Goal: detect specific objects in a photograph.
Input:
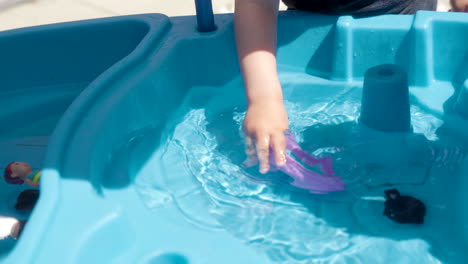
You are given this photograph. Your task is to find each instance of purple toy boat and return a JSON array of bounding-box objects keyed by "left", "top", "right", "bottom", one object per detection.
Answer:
[
  {"left": 243, "top": 132, "right": 345, "bottom": 193},
  {"left": 276, "top": 133, "right": 345, "bottom": 193}
]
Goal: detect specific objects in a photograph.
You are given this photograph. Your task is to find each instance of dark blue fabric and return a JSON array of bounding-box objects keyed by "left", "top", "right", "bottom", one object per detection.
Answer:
[{"left": 282, "top": 0, "right": 437, "bottom": 16}]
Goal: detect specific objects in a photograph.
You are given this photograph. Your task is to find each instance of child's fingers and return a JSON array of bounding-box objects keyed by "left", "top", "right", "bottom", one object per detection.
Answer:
[
  {"left": 271, "top": 132, "right": 287, "bottom": 166},
  {"left": 243, "top": 136, "right": 258, "bottom": 168},
  {"left": 255, "top": 133, "right": 270, "bottom": 174},
  {"left": 245, "top": 136, "right": 257, "bottom": 158}
]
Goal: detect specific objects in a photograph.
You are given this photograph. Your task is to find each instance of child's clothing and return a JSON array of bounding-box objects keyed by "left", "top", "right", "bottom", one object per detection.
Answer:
[{"left": 282, "top": 0, "right": 437, "bottom": 16}]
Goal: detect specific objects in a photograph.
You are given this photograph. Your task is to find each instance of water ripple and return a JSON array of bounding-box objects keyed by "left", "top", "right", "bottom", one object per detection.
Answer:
[{"left": 135, "top": 83, "right": 465, "bottom": 263}]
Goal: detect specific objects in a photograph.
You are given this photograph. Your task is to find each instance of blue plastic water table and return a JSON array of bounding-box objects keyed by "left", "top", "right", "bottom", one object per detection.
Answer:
[{"left": 0, "top": 3, "right": 467, "bottom": 264}]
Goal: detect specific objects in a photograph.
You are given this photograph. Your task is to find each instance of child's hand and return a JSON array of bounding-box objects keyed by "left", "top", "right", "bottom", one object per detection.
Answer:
[
  {"left": 243, "top": 99, "right": 288, "bottom": 173},
  {"left": 235, "top": 0, "right": 284, "bottom": 173},
  {"left": 450, "top": 0, "right": 468, "bottom": 12}
]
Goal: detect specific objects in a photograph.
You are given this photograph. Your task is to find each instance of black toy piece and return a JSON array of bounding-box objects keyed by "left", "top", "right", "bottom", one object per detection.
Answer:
[
  {"left": 383, "top": 188, "right": 426, "bottom": 224},
  {"left": 15, "top": 189, "right": 40, "bottom": 210}
]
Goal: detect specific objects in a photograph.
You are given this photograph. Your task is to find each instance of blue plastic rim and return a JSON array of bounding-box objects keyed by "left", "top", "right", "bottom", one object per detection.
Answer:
[{"left": 455, "top": 78, "right": 468, "bottom": 118}]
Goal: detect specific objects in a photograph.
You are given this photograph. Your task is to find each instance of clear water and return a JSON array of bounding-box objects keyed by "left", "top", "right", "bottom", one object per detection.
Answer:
[{"left": 134, "top": 76, "right": 467, "bottom": 264}]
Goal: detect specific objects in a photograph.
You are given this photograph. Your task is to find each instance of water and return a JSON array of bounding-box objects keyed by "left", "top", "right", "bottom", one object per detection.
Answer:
[
  {"left": 0, "top": 82, "right": 87, "bottom": 141},
  {"left": 134, "top": 77, "right": 467, "bottom": 263},
  {"left": 0, "top": 82, "right": 86, "bottom": 257}
]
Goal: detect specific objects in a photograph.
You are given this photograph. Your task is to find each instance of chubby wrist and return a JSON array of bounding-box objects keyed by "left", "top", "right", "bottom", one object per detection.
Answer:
[
  {"left": 247, "top": 94, "right": 284, "bottom": 107},
  {"left": 245, "top": 80, "right": 283, "bottom": 104}
]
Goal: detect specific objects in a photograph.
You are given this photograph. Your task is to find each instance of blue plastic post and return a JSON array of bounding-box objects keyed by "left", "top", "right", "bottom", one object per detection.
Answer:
[
  {"left": 195, "top": 0, "right": 216, "bottom": 32},
  {"left": 359, "top": 64, "right": 411, "bottom": 132}
]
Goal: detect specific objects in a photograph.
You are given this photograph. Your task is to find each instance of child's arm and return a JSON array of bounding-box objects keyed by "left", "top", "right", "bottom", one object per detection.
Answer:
[
  {"left": 450, "top": 0, "right": 468, "bottom": 12},
  {"left": 235, "top": 0, "right": 288, "bottom": 173}
]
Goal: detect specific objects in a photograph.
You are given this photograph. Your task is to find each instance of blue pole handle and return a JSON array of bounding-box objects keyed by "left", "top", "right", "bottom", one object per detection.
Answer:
[{"left": 195, "top": 0, "right": 216, "bottom": 32}]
